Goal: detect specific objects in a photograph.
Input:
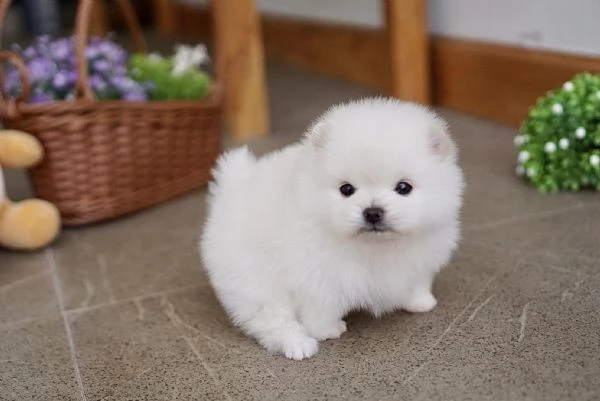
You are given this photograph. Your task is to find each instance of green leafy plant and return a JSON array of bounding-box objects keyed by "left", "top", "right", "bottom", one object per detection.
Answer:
[
  {"left": 515, "top": 73, "right": 600, "bottom": 192},
  {"left": 128, "top": 52, "right": 212, "bottom": 101}
]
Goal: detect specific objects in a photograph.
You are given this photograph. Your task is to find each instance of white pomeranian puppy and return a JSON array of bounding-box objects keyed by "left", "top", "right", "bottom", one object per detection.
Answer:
[{"left": 200, "top": 98, "right": 464, "bottom": 360}]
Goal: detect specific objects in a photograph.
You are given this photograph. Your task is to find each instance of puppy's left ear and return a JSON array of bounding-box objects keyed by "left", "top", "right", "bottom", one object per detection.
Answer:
[
  {"left": 428, "top": 117, "right": 457, "bottom": 161},
  {"left": 304, "top": 119, "right": 327, "bottom": 148},
  {"left": 304, "top": 119, "right": 328, "bottom": 148}
]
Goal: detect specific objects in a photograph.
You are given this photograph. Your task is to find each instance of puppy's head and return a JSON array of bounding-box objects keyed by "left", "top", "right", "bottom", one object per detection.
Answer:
[{"left": 300, "top": 98, "right": 464, "bottom": 240}]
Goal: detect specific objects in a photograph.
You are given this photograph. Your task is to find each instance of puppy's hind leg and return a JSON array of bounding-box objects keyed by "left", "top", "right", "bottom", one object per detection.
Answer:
[
  {"left": 241, "top": 302, "right": 319, "bottom": 360},
  {"left": 299, "top": 303, "right": 347, "bottom": 341}
]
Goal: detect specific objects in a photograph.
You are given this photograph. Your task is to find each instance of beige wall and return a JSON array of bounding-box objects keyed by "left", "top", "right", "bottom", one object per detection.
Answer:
[{"left": 178, "top": 0, "right": 600, "bottom": 56}]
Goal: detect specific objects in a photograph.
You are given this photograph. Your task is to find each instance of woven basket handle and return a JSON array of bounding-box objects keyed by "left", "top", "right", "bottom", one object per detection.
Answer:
[
  {"left": 0, "top": 50, "right": 31, "bottom": 118},
  {"left": 0, "top": 50, "right": 31, "bottom": 100},
  {"left": 75, "top": 0, "right": 148, "bottom": 100},
  {"left": 0, "top": 0, "right": 32, "bottom": 116}
]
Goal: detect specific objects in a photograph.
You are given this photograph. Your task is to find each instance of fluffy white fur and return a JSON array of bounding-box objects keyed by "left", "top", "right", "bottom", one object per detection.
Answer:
[{"left": 200, "top": 98, "right": 465, "bottom": 360}]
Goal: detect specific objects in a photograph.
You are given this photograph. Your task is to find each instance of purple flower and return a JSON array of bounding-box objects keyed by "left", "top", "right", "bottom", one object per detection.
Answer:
[
  {"left": 8, "top": 35, "right": 140, "bottom": 104},
  {"left": 50, "top": 39, "right": 72, "bottom": 61},
  {"left": 113, "top": 66, "right": 127, "bottom": 76},
  {"left": 118, "top": 49, "right": 127, "bottom": 62},
  {"left": 92, "top": 59, "right": 111, "bottom": 73},
  {"left": 90, "top": 75, "right": 108, "bottom": 92},
  {"left": 111, "top": 76, "right": 137, "bottom": 91},
  {"left": 111, "top": 75, "right": 148, "bottom": 101},
  {"left": 37, "top": 35, "right": 51, "bottom": 44},
  {"left": 34, "top": 35, "right": 52, "bottom": 57},
  {"left": 23, "top": 47, "right": 37, "bottom": 59},
  {"left": 98, "top": 41, "right": 115, "bottom": 54},
  {"left": 110, "top": 76, "right": 125, "bottom": 88},
  {"left": 123, "top": 90, "right": 147, "bottom": 101},
  {"left": 66, "top": 71, "right": 78, "bottom": 85},
  {"left": 4, "top": 68, "right": 22, "bottom": 92},
  {"left": 52, "top": 72, "right": 69, "bottom": 90},
  {"left": 3, "top": 80, "right": 21, "bottom": 96},
  {"left": 31, "top": 91, "right": 54, "bottom": 104},
  {"left": 85, "top": 46, "right": 100, "bottom": 59},
  {"left": 108, "top": 49, "right": 126, "bottom": 63},
  {"left": 94, "top": 39, "right": 126, "bottom": 61},
  {"left": 28, "top": 58, "right": 55, "bottom": 83}
]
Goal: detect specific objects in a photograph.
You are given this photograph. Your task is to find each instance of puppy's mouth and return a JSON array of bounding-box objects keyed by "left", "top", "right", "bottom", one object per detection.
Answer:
[{"left": 359, "top": 224, "right": 393, "bottom": 234}]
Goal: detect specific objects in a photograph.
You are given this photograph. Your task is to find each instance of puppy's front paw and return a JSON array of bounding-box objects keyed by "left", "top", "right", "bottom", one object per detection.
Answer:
[
  {"left": 306, "top": 320, "right": 347, "bottom": 341},
  {"left": 283, "top": 334, "right": 319, "bottom": 360},
  {"left": 404, "top": 292, "right": 437, "bottom": 313}
]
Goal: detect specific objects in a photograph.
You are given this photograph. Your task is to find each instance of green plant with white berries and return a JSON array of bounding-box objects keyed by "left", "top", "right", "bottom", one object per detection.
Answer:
[{"left": 515, "top": 73, "right": 600, "bottom": 192}]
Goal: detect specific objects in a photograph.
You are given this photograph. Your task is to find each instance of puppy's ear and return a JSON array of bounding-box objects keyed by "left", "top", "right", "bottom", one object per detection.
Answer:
[
  {"left": 428, "top": 118, "right": 456, "bottom": 161},
  {"left": 304, "top": 119, "right": 328, "bottom": 148}
]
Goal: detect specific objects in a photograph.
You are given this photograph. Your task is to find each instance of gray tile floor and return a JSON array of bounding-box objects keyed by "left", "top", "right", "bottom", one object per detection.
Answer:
[{"left": 1, "top": 62, "right": 599, "bottom": 401}]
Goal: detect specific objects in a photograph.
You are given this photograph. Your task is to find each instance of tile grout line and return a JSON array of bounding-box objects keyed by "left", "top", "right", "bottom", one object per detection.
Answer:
[
  {"left": 0, "top": 281, "right": 206, "bottom": 333},
  {"left": 65, "top": 283, "right": 206, "bottom": 316},
  {"left": 182, "top": 335, "right": 233, "bottom": 401},
  {"left": 402, "top": 273, "right": 500, "bottom": 386},
  {"left": 45, "top": 248, "right": 88, "bottom": 401},
  {"left": 0, "top": 270, "right": 51, "bottom": 295}
]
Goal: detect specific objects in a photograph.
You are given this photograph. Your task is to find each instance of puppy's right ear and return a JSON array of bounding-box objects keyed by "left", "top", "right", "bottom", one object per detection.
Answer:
[
  {"left": 428, "top": 117, "right": 457, "bottom": 161},
  {"left": 304, "top": 119, "right": 328, "bottom": 148}
]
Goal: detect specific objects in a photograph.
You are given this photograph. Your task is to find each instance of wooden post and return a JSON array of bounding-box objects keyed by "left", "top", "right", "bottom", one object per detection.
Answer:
[
  {"left": 89, "top": 0, "right": 109, "bottom": 37},
  {"left": 385, "top": 0, "right": 431, "bottom": 104},
  {"left": 152, "top": 0, "right": 176, "bottom": 36},
  {"left": 211, "top": 0, "right": 270, "bottom": 139}
]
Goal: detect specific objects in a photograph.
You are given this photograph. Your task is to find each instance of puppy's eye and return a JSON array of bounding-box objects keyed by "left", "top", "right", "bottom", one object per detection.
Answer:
[
  {"left": 395, "top": 181, "right": 413, "bottom": 196},
  {"left": 339, "top": 183, "right": 356, "bottom": 197}
]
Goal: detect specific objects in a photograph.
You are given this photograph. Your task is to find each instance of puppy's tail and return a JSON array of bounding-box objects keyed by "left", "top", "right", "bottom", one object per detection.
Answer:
[{"left": 209, "top": 146, "right": 256, "bottom": 196}]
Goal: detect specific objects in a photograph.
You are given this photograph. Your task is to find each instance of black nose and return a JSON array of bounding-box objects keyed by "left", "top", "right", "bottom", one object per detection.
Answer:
[{"left": 363, "top": 207, "right": 384, "bottom": 225}]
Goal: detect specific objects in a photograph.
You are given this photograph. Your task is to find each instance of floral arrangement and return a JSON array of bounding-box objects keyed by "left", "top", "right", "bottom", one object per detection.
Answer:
[
  {"left": 515, "top": 73, "right": 600, "bottom": 192},
  {"left": 129, "top": 45, "right": 211, "bottom": 101},
  {"left": 3, "top": 35, "right": 211, "bottom": 103}
]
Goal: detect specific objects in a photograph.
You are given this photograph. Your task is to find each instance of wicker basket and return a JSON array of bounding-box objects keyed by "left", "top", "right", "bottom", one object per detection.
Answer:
[{"left": 0, "top": 0, "right": 222, "bottom": 226}]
